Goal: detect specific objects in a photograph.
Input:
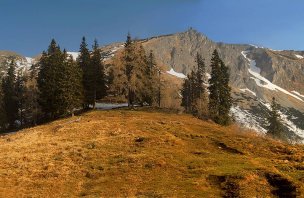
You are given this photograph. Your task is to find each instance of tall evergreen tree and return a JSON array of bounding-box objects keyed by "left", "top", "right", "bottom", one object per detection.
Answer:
[
  {"left": 131, "top": 44, "right": 148, "bottom": 105},
  {"left": 38, "top": 39, "right": 83, "bottom": 119},
  {"left": 0, "top": 81, "right": 7, "bottom": 131},
  {"left": 208, "top": 50, "right": 221, "bottom": 120},
  {"left": 16, "top": 70, "right": 27, "bottom": 127},
  {"left": 267, "top": 97, "right": 285, "bottom": 139},
  {"left": 146, "top": 50, "right": 161, "bottom": 106},
  {"left": 78, "top": 37, "right": 93, "bottom": 109},
  {"left": 38, "top": 39, "right": 64, "bottom": 119},
  {"left": 181, "top": 53, "right": 208, "bottom": 118},
  {"left": 60, "top": 50, "right": 83, "bottom": 116},
  {"left": 181, "top": 73, "right": 193, "bottom": 112},
  {"left": 124, "top": 33, "right": 136, "bottom": 106},
  {"left": 91, "top": 39, "right": 107, "bottom": 100},
  {"left": 23, "top": 71, "right": 40, "bottom": 126},
  {"left": 208, "top": 50, "right": 232, "bottom": 125},
  {"left": 217, "top": 60, "right": 232, "bottom": 125},
  {"left": 193, "top": 53, "right": 208, "bottom": 118},
  {"left": 2, "top": 60, "right": 18, "bottom": 129}
]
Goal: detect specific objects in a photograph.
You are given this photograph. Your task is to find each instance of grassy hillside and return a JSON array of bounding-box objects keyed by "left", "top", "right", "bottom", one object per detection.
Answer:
[{"left": 0, "top": 108, "right": 303, "bottom": 197}]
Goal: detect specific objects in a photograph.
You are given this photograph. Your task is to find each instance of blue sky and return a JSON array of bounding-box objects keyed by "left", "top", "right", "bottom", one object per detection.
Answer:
[{"left": 0, "top": 0, "right": 304, "bottom": 56}]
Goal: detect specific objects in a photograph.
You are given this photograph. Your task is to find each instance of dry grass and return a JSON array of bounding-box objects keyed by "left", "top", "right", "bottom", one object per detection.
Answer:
[{"left": 0, "top": 108, "right": 304, "bottom": 197}]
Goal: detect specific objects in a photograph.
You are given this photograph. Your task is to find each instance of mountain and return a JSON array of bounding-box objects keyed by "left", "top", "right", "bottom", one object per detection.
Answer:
[
  {"left": 1, "top": 29, "right": 303, "bottom": 141},
  {"left": 99, "top": 29, "right": 304, "bottom": 142},
  {"left": 1, "top": 109, "right": 303, "bottom": 197},
  {"left": 0, "top": 50, "right": 34, "bottom": 77}
]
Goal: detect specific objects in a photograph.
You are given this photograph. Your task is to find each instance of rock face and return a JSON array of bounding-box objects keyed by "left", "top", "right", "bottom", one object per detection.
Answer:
[
  {"left": 0, "top": 51, "right": 34, "bottom": 77},
  {"left": 140, "top": 29, "right": 304, "bottom": 141}
]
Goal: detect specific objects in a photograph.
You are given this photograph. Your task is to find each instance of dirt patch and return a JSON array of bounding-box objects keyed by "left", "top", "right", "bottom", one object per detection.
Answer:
[
  {"left": 265, "top": 173, "right": 298, "bottom": 198},
  {"left": 208, "top": 175, "right": 241, "bottom": 198}
]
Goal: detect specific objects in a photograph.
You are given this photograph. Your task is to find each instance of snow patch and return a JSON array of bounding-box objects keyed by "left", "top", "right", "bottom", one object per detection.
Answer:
[
  {"left": 241, "top": 51, "right": 303, "bottom": 102},
  {"left": 166, "top": 68, "right": 187, "bottom": 79},
  {"left": 67, "top": 52, "right": 79, "bottom": 61},
  {"left": 260, "top": 101, "right": 304, "bottom": 139},
  {"left": 269, "top": 49, "right": 283, "bottom": 52},
  {"left": 230, "top": 106, "right": 266, "bottom": 133},
  {"left": 291, "top": 91, "right": 304, "bottom": 98},
  {"left": 240, "top": 88, "right": 256, "bottom": 96},
  {"left": 25, "top": 57, "right": 33, "bottom": 64},
  {"left": 295, "top": 54, "right": 304, "bottom": 59}
]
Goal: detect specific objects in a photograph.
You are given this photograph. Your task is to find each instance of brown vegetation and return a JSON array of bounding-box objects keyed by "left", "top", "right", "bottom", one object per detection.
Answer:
[{"left": 0, "top": 108, "right": 303, "bottom": 197}]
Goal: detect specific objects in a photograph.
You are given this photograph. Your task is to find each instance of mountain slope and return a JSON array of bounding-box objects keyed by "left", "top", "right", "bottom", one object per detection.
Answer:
[
  {"left": 93, "top": 29, "right": 304, "bottom": 141},
  {"left": 0, "top": 109, "right": 303, "bottom": 197},
  {"left": 139, "top": 29, "right": 304, "bottom": 141},
  {"left": 0, "top": 51, "right": 34, "bottom": 77}
]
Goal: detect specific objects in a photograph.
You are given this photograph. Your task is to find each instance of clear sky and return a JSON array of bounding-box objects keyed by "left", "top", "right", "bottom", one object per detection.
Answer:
[{"left": 0, "top": 0, "right": 304, "bottom": 56}]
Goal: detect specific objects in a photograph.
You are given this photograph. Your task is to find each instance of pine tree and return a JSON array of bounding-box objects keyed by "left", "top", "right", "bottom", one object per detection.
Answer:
[
  {"left": 16, "top": 70, "right": 27, "bottom": 127},
  {"left": 91, "top": 39, "right": 107, "bottom": 100},
  {"left": 218, "top": 60, "right": 232, "bottom": 125},
  {"left": 208, "top": 50, "right": 221, "bottom": 120},
  {"left": 181, "top": 53, "right": 208, "bottom": 118},
  {"left": 124, "top": 33, "right": 136, "bottom": 107},
  {"left": 193, "top": 53, "right": 208, "bottom": 118},
  {"left": 267, "top": 97, "right": 285, "bottom": 139},
  {"left": 38, "top": 39, "right": 82, "bottom": 119},
  {"left": 60, "top": 50, "right": 83, "bottom": 116},
  {"left": 2, "top": 60, "right": 18, "bottom": 129},
  {"left": 131, "top": 43, "right": 148, "bottom": 105},
  {"left": 208, "top": 50, "right": 232, "bottom": 125},
  {"left": 181, "top": 75, "right": 192, "bottom": 112},
  {"left": 23, "top": 72, "right": 40, "bottom": 126},
  {"left": 38, "top": 39, "right": 64, "bottom": 119},
  {"left": 146, "top": 50, "right": 161, "bottom": 106},
  {"left": 78, "top": 37, "right": 93, "bottom": 109},
  {"left": 0, "top": 81, "right": 7, "bottom": 131}
]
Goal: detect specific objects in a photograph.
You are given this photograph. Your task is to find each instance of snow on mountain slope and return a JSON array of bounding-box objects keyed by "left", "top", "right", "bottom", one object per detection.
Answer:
[
  {"left": 67, "top": 52, "right": 79, "bottom": 61},
  {"left": 240, "top": 88, "right": 256, "bottom": 96},
  {"left": 295, "top": 54, "right": 304, "bottom": 59},
  {"left": 166, "top": 68, "right": 187, "bottom": 78},
  {"left": 241, "top": 51, "right": 303, "bottom": 102},
  {"left": 292, "top": 91, "right": 304, "bottom": 98},
  {"left": 260, "top": 101, "right": 304, "bottom": 140},
  {"left": 230, "top": 106, "right": 266, "bottom": 133}
]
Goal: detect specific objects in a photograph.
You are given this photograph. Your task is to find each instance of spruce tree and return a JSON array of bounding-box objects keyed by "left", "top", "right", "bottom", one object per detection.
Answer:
[
  {"left": 217, "top": 60, "right": 232, "bottom": 125},
  {"left": 208, "top": 50, "right": 232, "bottom": 125},
  {"left": 132, "top": 44, "right": 148, "bottom": 105},
  {"left": 91, "top": 39, "right": 107, "bottom": 100},
  {"left": 181, "top": 75, "right": 192, "bottom": 112},
  {"left": 38, "top": 39, "right": 64, "bottom": 119},
  {"left": 2, "top": 60, "right": 18, "bottom": 129},
  {"left": 208, "top": 50, "right": 221, "bottom": 120},
  {"left": 16, "top": 70, "right": 26, "bottom": 127},
  {"left": 267, "top": 97, "right": 285, "bottom": 139},
  {"left": 60, "top": 50, "right": 83, "bottom": 116},
  {"left": 38, "top": 39, "right": 82, "bottom": 119},
  {"left": 146, "top": 50, "right": 161, "bottom": 106},
  {"left": 78, "top": 37, "right": 93, "bottom": 109},
  {"left": 124, "top": 33, "right": 136, "bottom": 107},
  {"left": 23, "top": 72, "right": 40, "bottom": 126},
  {"left": 181, "top": 53, "right": 208, "bottom": 118},
  {"left": 193, "top": 53, "right": 208, "bottom": 118},
  {"left": 0, "top": 81, "right": 7, "bottom": 131}
]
